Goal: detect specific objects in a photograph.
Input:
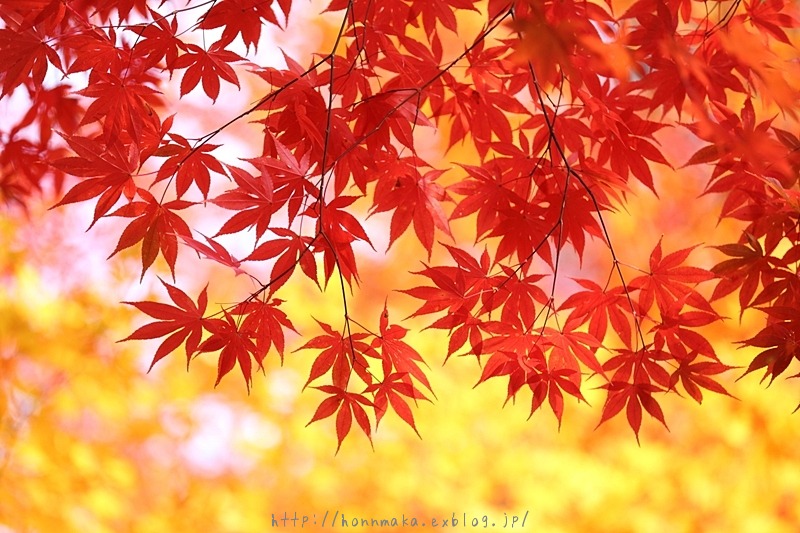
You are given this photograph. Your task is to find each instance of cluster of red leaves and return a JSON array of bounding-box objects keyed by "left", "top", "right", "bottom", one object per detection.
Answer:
[
  {"left": 300, "top": 303, "right": 431, "bottom": 452},
  {"left": 122, "top": 279, "right": 296, "bottom": 392},
  {"left": 692, "top": 103, "right": 800, "bottom": 397},
  {"left": 1, "top": 0, "right": 798, "bottom": 447}
]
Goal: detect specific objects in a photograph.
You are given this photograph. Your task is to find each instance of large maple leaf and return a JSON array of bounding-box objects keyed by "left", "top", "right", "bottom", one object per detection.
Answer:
[
  {"left": 0, "top": 24, "right": 62, "bottom": 96},
  {"left": 628, "top": 238, "right": 715, "bottom": 315},
  {"left": 107, "top": 188, "right": 193, "bottom": 279},
  {"left": 198, "top": 0, "right": 288, "bottom": 50},
  {"left": 371, "top": 161, "right": 452, "bottom": 256},
  {"left": 51, "top": 135, "right": 139, "bottom": 226},
  {"left": 197, "top": 310, "right": 261, "bottom": 391},
  {"left": 154, "top": 134, "right": 226, "bottom": 200},
  {"left": 172, "top": 42, "right": 243, "bottom": 102},
  {"left": 121, "top": 279, "right": 209, "bottom": 370}
]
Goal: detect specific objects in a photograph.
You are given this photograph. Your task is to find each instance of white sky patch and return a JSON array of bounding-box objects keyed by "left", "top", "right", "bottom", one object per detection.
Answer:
[
  {"left": 180, "top": 396, "right": 282, "bottom": 477},
  {"left": 264, "top": 367, "right": 302, "bottom": 414}
]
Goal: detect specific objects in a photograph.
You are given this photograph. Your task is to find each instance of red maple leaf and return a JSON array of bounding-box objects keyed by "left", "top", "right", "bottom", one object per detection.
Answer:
[
  {"left": 75, "top": 72, "right": 162, "bottom": 142},
  {"left": 739, "top": 307, "right": 800, "bottom": 385},
  {"left": 365, "top": 372, "right": 428, "bottom": 436},
  {"left": 51, "top": 134, "right": 139, "bottom": 226},
  {"left": 651, "top": 298, "right": 720, "bottom": 360},
  {"left": 245, "top": 228, "right": 318, "bottom": 294},
  {"left": 669, "top": 355, "right": 735, "bottom": 403},
  {"left": 372, "top": 303, "right": 432, "bottom": 392},
  {"left": 107, "top": 187, "right": 193, "bottom": 279},
  {"left": 247, "top": 133, "right": 313, "bottom": 223},
  {"left": 235, "top": 298, "right": 297, "bottom": 363},
  {"left": 0, "top": 23, "right": 63, "bottom": 96},
  {"left": 310, "top": 195, "right": 374, "bottom": 287},
  {"left": 179, "top": 233, "right": 246, "bottom": 276},
  {"left": 628, "top": 238, "right": 715, "bottom": 315},
  {"left": 198, "top": 0, "right": 288, "bottom": 50},
  {"left": 306, "top": 385, "right": 373, "bottom": 453},
  {"left": 127, "top": 8, "right": 183, "bottom": 70},
  {"left": 711, "top": 232, "right": 786, "bottom": 311},
  {"left": 172, "top": 41, "right": 243, "bottom": 102},
  {"left": 120, "top": 279, "right": 209, "bottom": 370},
  {"left": 154, "top": 134, "right": 226, "bottom": 200},
  {"left": 210, "top": 164, "right": 276, "bottom": 240},
  {"left": 597, "top": 381, "right": 668, "bottom": 441},
  {"left": 371, "top": 162, "right": 452, "bottom": 256},
  {"left": 561, "top": 279, "right": 632, "bottom": 347},
  {"left": 297, "top": 320, "right": 375, "bottom": 389},
  {"left": 197, "top": 310, "right": 261, "bottom": 391}
]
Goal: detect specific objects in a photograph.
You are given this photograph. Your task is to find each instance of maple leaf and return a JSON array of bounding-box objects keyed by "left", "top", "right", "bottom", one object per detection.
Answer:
[
  {"left": 628, "top": 238, "right": 715, "bottom": 315},
  {"left": 120, "top": 279, "right": 209, "bottom": 370},
  {"left": 306, "top": 385, "right": 374, "bottom": 453},
  {"left": 651, "top": 298, "right": 720, "bottom": 361},
  {"left": 688, "top": 99, "right": 789, "bottom": 184},
  {"left": 403, "top": 246, "right": 535, "bottom": 361},
  {"left": 12, "top": 84, "right": 81, "bottom": 146},
  {"left": 669, "top": 355, "right": 735, "bottom": 403},
  {"left": 51, "top": 135, "right": 139, "bottom": 226},
  {"left": 739, "top": 308, "right": 800, "bottom": 386},
  {"left": 0, "top": 24, "right": 63, "bottom": 96},
  {"left": 75, "top": 72, "right": 162, "bottom": 142},
  {"left": 198, "top": 0, "right": 287, "bottom": 50},
  {"left": 235, "top": 298, "right": 298, "bottom": 363},
  {"left": 154, "top": 134, "right": 226, "bottom": 200},
  {"left": 561, "top": 279, "right": 632, "bottom": 347},
  {"left": 372, "top": 303, "right": 432, "bottom": 392},
  {"left": 538, "top": 174, "right": 605, "bottom": 259},
  {"left": 245, "top": 228, "right": 318, "bottom": 294},
  {"left": 179, "top": 233, "right": 246, "bottom": 276},
  {"left": 297, "top": 320, "right": 375, "bottom": 389},
  {"left": 449, "top": 161, "right": 527, "bottom": 242},
  {"left": 310, "top": 195, "right": 374, "bottom": 287},
  {"left": 127, "top": 9, "right": 184, "bottom": 71},
  {"left": 402, "top": 262, "right": 474, "bottom": 319},
  {"left": 604, "top": 348, "right": 673, "bottom": 390},
  {"left": 352, "top": 91, "right": 434, "bottom": 152},
  {"left": 491, "top": 265, "right": 549, "bottom": 328},
  {"left": 172, "top": 42, "right": 243, "bottom": 102},
  {"left": 197, "top": 310, "right": 260, "bottom": 391},
  {"left": 474, "top": 344, "right": 544, "bottom": 399},
  {"left": 210, "top": 164, "right": 275, "bottom": 240},
  {"left": 371, "top": 163, "right": 452, "bottom": 256},
  {"left": 745, "top": 0, "right": 799, "bottom": 45},
  {"left": 247, "top": 133, "right": 314, "bottom": 224},
  {"left": 597, "top": 381, "right": 668, "bottom": 441},
  {"left": 509, "top": 3, "right": 577, "bottom": 87},
  {"left": 107, "top": 188, "right": 193, "bottom": 279},
  {"left": 364, "top": 372, "right": 429, "bottom": 436},
  {"left": 543, "top": 326, "right": 606, "bottom": 380},
  {"left": 711, "top": 232, "right": 785, "bottom": 311},
  {"left": 538, "top": 356, "right": 587, "bottom": 427}
]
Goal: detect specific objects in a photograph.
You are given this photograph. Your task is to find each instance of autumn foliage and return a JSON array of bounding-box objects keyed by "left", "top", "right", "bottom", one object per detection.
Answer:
[{"left": 1, "top": 0, "right": 799, "bottom": 449}]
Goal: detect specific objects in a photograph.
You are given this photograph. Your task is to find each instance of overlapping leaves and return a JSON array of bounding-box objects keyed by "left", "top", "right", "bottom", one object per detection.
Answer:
[{"left": 3, "top": 0, "right": 798, "bottom": 448}]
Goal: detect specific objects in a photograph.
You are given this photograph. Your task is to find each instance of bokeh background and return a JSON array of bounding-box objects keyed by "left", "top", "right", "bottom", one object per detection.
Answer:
[{"left": 2, "top": 1, "right": 799, "bottom": 532}]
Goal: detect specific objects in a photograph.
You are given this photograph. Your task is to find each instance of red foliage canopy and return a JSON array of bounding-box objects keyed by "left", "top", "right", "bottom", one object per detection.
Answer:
[{"left": 1, "top": 0, "right": 798, "bottom": 448}]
